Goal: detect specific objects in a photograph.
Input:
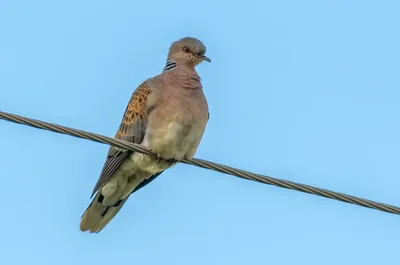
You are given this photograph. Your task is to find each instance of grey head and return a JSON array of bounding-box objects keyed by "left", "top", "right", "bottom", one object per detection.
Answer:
[{"left": 167, "top": 37, "right": 211, "bottom": 67}]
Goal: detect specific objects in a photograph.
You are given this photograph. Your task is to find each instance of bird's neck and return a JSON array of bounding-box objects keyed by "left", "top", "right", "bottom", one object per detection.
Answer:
[
  {"left": 163, "top": 59, "right": 195, "bottom": 72},
  {"left": 163, "top": 60, "right": 177, "bottom": 71},
  {"left": 162, "top": 59, "right": 202, "bottom": 89}
]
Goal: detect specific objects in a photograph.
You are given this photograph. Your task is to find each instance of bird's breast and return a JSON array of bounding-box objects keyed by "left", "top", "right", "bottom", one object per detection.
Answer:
[{"left": 143, "top": 90, "right": 208, "bottom": 162}]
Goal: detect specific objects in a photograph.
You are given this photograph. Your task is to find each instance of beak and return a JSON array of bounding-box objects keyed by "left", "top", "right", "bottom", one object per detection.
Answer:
[{"left": 199, "top": 55, "right": 211, "bottom": 63}]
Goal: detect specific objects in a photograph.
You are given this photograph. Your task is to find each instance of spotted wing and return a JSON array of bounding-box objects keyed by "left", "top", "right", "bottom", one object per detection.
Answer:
[{"left": 90, "top": 82, "right": 154, "bottom": 197}]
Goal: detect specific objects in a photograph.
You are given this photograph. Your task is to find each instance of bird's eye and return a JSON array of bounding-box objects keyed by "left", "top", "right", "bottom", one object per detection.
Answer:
[{"left": 182, "top": 46, "right": 190, "bottom": 53}]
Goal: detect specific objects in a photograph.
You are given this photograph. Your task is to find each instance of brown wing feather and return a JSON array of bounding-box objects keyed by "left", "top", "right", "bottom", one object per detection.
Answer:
[{"left": 90, "top": 82, "right": 154, "bottom": 197}]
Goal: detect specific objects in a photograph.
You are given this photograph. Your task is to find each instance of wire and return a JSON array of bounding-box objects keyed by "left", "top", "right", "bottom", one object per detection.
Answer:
[{"left": 1, "top": 110, "right": 399, "bottom": 215}]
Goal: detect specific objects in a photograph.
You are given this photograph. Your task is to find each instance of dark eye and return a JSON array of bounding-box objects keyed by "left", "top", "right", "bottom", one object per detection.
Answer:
[{"left": 182, "top": 46, "right": 190, "bottom": 53}]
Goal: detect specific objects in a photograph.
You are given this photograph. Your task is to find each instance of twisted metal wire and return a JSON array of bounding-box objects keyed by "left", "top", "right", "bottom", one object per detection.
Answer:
[{"left": 1, "top": 110, "right": 399, "bottom": 215}]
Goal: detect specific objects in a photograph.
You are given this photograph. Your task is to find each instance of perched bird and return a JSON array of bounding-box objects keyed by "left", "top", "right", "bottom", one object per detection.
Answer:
[{"left": 80, "top": 37, "right": 211, "bottom": 233}]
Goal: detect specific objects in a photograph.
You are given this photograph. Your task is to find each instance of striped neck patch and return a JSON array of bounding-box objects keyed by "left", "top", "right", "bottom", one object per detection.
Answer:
[{"left": 163, "top": 60, "right": 177, "bottom": 71}]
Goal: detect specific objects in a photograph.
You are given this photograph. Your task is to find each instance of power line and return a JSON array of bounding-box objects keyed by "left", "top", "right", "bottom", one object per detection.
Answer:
[{"left": 1, "top": 110, "right": 399, "bottom": 215}]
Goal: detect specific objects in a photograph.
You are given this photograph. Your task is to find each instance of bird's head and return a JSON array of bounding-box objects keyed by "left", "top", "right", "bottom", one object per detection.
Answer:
[{"left": 167, "top": 37, "right": 211, "bottom": 67}]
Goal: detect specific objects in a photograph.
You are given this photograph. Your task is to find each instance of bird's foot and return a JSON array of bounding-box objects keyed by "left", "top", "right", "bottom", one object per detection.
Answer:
[
  {"left": 165, "top": 158, "right": 178, "bottom": 166},
  {"left": 155, "top": 154, "right": 163, "bottom": 164},
  {"left": 155, "top": 154, "right": 177, "bottom": 166}
]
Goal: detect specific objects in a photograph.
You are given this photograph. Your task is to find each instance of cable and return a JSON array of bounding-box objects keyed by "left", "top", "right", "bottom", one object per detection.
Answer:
[{"left": 1, "top": 110, "right": 399, "bottom": 215}]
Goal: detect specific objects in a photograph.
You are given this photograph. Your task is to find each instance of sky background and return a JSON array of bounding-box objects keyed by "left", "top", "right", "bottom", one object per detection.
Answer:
[{"left": 1, "top": 0, "right": 400, "bottom": 264}]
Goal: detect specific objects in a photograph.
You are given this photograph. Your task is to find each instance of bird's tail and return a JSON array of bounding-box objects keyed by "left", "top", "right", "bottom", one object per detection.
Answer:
[{"left": 80, "top": 192, "right": 129, "bottom": 233}]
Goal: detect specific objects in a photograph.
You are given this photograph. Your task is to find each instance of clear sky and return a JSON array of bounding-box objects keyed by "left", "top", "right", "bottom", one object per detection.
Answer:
[{"left": 1, "top": 0, "right": 399, "bottom": 264}]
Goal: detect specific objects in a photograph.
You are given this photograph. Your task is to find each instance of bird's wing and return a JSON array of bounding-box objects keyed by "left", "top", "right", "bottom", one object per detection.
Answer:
[{"left": 90, "top": 81, "right": 156, "bottom": 197}]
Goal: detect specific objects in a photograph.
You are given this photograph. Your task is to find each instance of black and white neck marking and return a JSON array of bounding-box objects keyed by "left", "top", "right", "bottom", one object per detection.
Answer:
[{"left": 163, "top": 60, "right": 177, "bottom": 71}]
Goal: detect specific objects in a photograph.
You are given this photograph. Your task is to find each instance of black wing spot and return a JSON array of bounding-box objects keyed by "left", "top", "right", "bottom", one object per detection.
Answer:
[
  {"left": 101, "top": 206, "right": 110, "bottom": 217},
  {"left": 113, "top": 200, "right": 123, "bottom": 207},
  {"left": 98, "top": 193, "right": 104, "bottom": 203},
  {"left": 100, "top": 199, "right": 123, "bottom": 218}
]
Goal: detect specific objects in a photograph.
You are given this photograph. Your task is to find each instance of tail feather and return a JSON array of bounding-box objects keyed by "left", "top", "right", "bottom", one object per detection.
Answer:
[
  {"left": 80, "top": 192, "right": 129, "bottom": 233},
  {"left": 80, "top": 172, "right": 164, "bottom": 233}
]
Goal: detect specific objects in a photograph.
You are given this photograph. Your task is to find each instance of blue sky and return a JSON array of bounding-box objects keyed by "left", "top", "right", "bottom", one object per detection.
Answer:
[{"left": 1, "top": 0, "right": 400, "bottom": 264}]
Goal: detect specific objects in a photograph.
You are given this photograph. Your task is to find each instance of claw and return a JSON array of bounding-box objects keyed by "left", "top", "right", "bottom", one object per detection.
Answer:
[
  {"left": 155, "top": 155, "right": 177, "bottom": 166},
  {"left": 166, "top": 158, "right": 177, "bottom": 166},
  {"left": 155, "top": 154, "right": 162, "bottom": 164}
]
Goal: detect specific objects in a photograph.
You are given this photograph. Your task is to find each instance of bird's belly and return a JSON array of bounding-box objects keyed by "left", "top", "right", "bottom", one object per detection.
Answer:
[
  {"left": 127, "top": 120, "right": 200, "bottom": 173},
  {"left": 149, "top": 120, "right": 201, "bottom": 159}
]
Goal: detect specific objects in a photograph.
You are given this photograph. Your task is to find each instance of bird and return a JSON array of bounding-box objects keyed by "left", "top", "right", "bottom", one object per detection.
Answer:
[{"left": 80, "top": 37, "right": 211, "bottom": 233}]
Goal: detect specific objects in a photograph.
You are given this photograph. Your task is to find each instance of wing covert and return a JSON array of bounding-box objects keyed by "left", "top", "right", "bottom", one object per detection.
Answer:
[{"left": 90, "top": 82, "right": 154, "bottom": 197}]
